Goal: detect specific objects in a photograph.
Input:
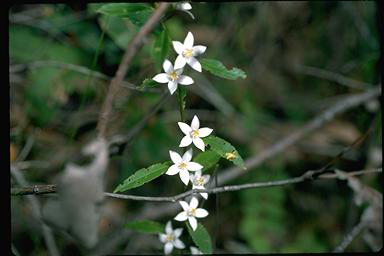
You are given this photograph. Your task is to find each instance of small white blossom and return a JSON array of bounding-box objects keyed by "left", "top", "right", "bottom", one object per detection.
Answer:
[
  {"left": 166, "top": 148, "right": 203, "bottom": 185},
  {"left": 190, "top": 170, "right": 210, "bottom": 199},
  {"left": 159, "top": 221, "right": 185, "bottom": 255},
  {"left": 152, "top": 59, "right": 194, "bottom": 95},
  {"left": 190, "top": 246, "right": 203, "bottom": 255},
  {"left": 178, "top": 115, "right": 213, "bottom": 152},
  {"left": 175, "top": 2, "right": 195, "bottom": 19},
  {"left": 174, "top": 196, "right": 208, "bottom": 231},
  {"left": 172, "top": 32, "right": 206, "bottom": 72}
]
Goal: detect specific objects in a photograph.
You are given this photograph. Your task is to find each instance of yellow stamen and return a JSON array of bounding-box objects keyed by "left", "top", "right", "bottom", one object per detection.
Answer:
[
  {"left": 182, "top": 48, "right": 193, "bottom": 58},
  {"left": 166, "top": 234, "right": 174, "bottom": 242},
  {"left": 191, "top": 129, "right": 199, "bottom": 138},
  {"left": 169, "top": 71, "right": 178, "bottom": 81},
  {"left": 188, "top": 208, "right": 196, "bottom": 216},
  {"left": 178, "top": 162, "right": 187, "bottom": 170},
  {"left": 225, "top": 151, "right": 237, "bottom": 160},
  {"left": 196, "top": 177, "right": 205, "bottom": 186}
]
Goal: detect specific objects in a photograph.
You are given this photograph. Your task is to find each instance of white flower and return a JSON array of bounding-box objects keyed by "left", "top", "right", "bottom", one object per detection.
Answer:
[
  {"left": 174, "top": 197, "right": 209, "bottom": 231},
  {"left": 152, "top": 59, "right": 194, "bottom": 95},
  {"left": 159, "top": 221, "right": 185, "bottom": 255},
  {"left": 190, "top": 170, "right": 210, "bottom": 199},
  {"left": 166, "top": 148, "right": 203, "bottom": 185},
  {"left": 175, "top": 2, "right": 195, "bottom": 20},
  {"left": 190, "top": 246, "right": 203, "bottom": 255},
  {"left": 172, "top": 32, "right": 206, "bottom": 72},
  {"left": 178, "top": 115, "right": 213, "bottom": 152}
]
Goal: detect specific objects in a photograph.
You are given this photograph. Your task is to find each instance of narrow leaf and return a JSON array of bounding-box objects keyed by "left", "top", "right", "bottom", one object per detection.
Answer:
[
  {"left": 139, "top": 78, "right": 160, "bottom": 90},
  {"left": 187, "top": 222, "right": 213, "bottom": 254},
  {"left": 151, "top": 27, "right": 171, "bottom": 72},
  {"left": 201, "top": 58, "right": 246, "bottom": 80},
  {"left": 124, "top": 220, "right": 164, "bottom": 234},
  {"left": 114, "top": 162, "right": 171, "bottom": 193},
  {"left": 193, "top": 150, "right": 221, "bottom": 172},
  {"left": 177, "top": 86, "right": 187, "bottom": 117},
  {"left": 203, "top": 135, "right": 246, "bottom": 169}
]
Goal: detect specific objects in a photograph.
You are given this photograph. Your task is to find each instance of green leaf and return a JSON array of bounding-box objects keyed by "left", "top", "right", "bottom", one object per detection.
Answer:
[
  {"left": 151, "top": 27, "right": 171, "bottom": 72},
  {"left": 97, "top": 3, "right": 153, "bottom": 27},
  {"left": 201, "top": 58, "right": 247, "bottom": 80},
  {"left": 114, "top": 162, "right": 171, "bottom": 193},
  {"left": 139, "top": 78, "right": 160, "bottom": 90},
  {"left": 186, "top": 223, "right": 213, "bottom": 254},
  {"left": 124, "top": 220, "right": 164, "bottom": 234},
  {"left": 203, "top": 135, "right": 246, "bottom": 169},
  {"left": 193, "top": 150, "right": 221, "bottom": 172}
]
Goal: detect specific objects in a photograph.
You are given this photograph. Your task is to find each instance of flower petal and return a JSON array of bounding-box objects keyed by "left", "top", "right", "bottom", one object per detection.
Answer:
[
  {"left": 172, "top": 41, "right": 184, "bottom": 55},
  {"left": 164, "top": 242, "right": 173, "bottom": 255},
  {"left": 174, "top": 238, "right": 185, "bottom": 249},
  {"left": 179, "top": 136, "right": 193, "bottom": 147},
  {"left": 153, "top": 73, "right": 169, "bottom": 83},
  {"left": 159, "top": 233, "right": 167, "bottom": 243},
  {"left": 191, "top": 115, "right": 200, "bottom": 130},
  {"left": 174, "top": 54, "right": 187, "bottom": 70},
  {"left": 192, "top": 45, "right": 206, "bottom": 56},
  {"left": 184, "top": 31, "right": 194, "bottom": 48},
  {"left": 178, "top": 122, "right": 192, "bottom": 135},
  {"left": 180, "top": 2, "right": 192, "bottom": 10},
  {"left": 203, "top": 175, "right": 210, "bottom": 183},
  {"left": 200, "top": 192, "right": 208, "bottom": 200},
  {"left": 195, "top": 170, "right": 202, "bottom": 177},
  {"left": 190, "top": 196, "right": 199, "bottom": 209},
  {"left": 179, "top": 201, "right": 189, "bottom": 211},
  {"left": 174, "top": 228, "right": 183, "bottom": 238},
  {"left": 178, "top": 75, "right": 194, "bottom": 85},
  {"left": 188, "top": 217, "right": 198, "bottom": 231},
  {"left": 166, "top": 165, "right": 179, "bottom": 175},
  {"left": 175, "top": 68, "right": 184, "bottom": 75},
  {"left": 165, "top": 221, "right": 172, "bottom": 234},
  {"left": 195, "top": 208, "right": 209, "bottom": 218},
  {"left": 174, "top": 211, "right": 188, "bottom": 221},
  {"left": 187, "top": 57, "right": 202, "bottom": 72},
  {"left": 193, "top": 137, "right": 205, "bottom": 151},
  {"left": 187, "top": 161, "right": 203, "bottom": 171},
  {"left": 169, "top": 150, "right": 182, "bottom": 164},
  {"left": 163, "top": 59, "right": 173, "bottom": 73},
  {"left": 168, "top": 81, "right": 178, "bottom": 95},
  {"left": 198, "top": 127, "right": 213, "bottom": 138},
  {"left": 182, "top": 148, "right": 193, "bottom": 162},
  {"left": 179, "top": 169, "right": 190, "bottom": 185}
]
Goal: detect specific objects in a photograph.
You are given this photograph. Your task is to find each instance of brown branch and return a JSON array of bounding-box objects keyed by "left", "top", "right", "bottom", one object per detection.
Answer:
[{"left": 96, "top": 2, "right": 170, "bottom": 138}]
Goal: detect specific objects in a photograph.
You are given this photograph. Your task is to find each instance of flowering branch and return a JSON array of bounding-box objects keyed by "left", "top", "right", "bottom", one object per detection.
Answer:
[
  {"left": 96, "top": 2, "right": 170, "bottom": 138},
  {"left": 11, "top": 168, "right": 381, "bottom": 200}
]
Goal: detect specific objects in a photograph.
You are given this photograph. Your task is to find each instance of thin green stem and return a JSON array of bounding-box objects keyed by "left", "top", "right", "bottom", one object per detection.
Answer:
[{"left": 177, "top": 87, "right": 185, "bottom": 122}]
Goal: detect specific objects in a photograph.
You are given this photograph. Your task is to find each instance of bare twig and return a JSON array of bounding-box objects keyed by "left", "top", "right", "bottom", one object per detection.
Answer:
[
  {"left": 217, "top": 87, "right": 381, "bottom": 185},
  {"left": 333, "top": 220, "right": 367, "bottom": 252},
  {"left": 96, "top": 3, "right": 170, "bottom": 138},
  {"left": 11, "top": 168, "right": 382, "bottom": 199},
  {"left": 11, "top": 166, "right": 60, "bottom": 256},
  {"left": 294, "top": 64, "right": 372, "bottom": 90},
  {"left": 23, "top": 61, "right": 161, "bottom": 92}
]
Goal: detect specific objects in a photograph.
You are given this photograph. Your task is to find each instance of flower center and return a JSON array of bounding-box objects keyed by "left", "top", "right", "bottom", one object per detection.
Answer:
[
  {"left": 166, "top": 234, "right": 174, "bottom": 242},
  {"left": 187, "top": 208, "right": 196, "bottom": 217},
  {"left": 195, "top": 177, "right": 205, "bottom": 186},
  {"left": 178, "top": 162, "right": 187, "bottom": 170},
  {"left": 190, "top": 129, "right": 199, "bottom": 138},
  {"left": 182, "top": 48, "right": 193, "bottom": 58},
  {"left": 168, "top": 71, "right": 178, "bottom": 81}
]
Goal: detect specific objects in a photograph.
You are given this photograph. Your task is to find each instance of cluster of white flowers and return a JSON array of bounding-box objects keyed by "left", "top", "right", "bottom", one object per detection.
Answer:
[{"left": 155, "top": 3, "right": 213, "bottom": 254}]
